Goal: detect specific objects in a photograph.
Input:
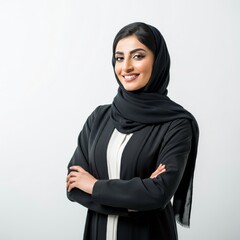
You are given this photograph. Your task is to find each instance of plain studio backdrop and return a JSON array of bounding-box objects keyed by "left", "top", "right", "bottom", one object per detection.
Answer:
[{"left": 0, "top": 0, "right": 239, "bottom": 239}]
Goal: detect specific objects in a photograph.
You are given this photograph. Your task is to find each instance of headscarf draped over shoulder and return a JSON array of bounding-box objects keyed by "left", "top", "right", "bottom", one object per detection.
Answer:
[{"left": 110, "top": 22, "right": 199, "bottom": 227}]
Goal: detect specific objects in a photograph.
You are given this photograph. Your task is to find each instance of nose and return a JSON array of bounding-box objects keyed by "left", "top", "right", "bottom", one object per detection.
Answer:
[{"left": 122, "top": 59, "right": 133, "bottom": 73}]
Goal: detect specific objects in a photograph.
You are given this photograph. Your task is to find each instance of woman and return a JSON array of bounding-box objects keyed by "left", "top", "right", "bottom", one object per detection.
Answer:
[{"left": 66, "top": 22, "right": 199, "bottom": 240}]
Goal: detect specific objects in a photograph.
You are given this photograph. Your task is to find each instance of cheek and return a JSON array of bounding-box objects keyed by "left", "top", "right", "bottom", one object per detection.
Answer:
[
  {"left": 135, "top": 61, "right": 149, "bottom": 72},
  {"left": 114, "top": 65, "right": 120, "bottom": 76},
  {"left": 140, "top": 62, "right": 153, "bottom": 77}
]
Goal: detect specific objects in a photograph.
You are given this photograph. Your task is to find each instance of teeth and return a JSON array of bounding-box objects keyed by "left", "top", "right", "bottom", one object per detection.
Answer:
[{"left": 124, "top": 75, "right": 137, "bottom": 80}]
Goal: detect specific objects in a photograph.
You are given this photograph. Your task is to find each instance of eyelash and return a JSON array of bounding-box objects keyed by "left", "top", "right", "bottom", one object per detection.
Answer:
[
  {"left": 115, "top": 56, "right": 124, "bottom": 62},
  {"left": 133, "top": 54, "right": 145, "bottom": 60},
  {"left": 115, "top": 54, "right": 145, "bottom": 62}
]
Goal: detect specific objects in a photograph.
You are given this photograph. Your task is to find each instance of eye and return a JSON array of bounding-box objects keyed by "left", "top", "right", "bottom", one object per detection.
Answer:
[
  {"left": 115, "top": 56, "right": 124, "bottom": 62},
  {"left": 133, "top": 54, "right": 145, "bottom": 60}
]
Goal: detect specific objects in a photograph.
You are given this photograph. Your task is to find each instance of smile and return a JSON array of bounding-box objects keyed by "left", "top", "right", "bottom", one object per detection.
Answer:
[{"left": 123, "top": 74, "right": 139, "bottom": 81}]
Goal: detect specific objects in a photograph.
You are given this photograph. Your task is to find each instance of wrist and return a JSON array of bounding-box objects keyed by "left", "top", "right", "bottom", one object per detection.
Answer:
[{"left": 89, "top": 179, "right": 98, "bottom": 194}]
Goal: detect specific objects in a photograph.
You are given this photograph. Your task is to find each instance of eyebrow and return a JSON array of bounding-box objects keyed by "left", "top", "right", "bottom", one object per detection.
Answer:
[{"left": 115, "top": 48, "right": 146, "bottom": 55}]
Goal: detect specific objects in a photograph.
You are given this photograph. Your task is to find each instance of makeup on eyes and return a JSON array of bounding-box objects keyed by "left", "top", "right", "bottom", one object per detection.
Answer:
[{"left": 115, "top": 48, "right": 147, "bottom": 62}]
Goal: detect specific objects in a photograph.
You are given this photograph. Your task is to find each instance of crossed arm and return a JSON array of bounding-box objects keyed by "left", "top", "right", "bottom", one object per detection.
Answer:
[
  {"left": 66, "top": 164, "right": 166, "bottom": 194},
  {"left": 66, "top": 108, "right": 192, "bottom": 213}
]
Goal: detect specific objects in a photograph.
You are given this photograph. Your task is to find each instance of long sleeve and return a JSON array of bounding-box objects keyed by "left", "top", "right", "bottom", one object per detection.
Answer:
[
  {"left": 67, "top": 106, "right": 128, "bottom": 216},
  {"left": 92, "top": 119, "right": 192, "bottom": 211}
]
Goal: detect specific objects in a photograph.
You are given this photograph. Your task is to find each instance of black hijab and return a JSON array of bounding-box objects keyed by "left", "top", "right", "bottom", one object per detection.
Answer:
[{"left": 110, "top": 22, "right": 199, "bottom": 227}]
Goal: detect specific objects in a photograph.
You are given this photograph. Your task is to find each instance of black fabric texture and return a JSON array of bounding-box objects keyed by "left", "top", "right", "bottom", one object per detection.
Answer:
[
  {"left": 67, "top": 105, "right": 192, "bottom": 239},
  {"left": 110, "top": 22, "right": 199, "bottom": 227}
]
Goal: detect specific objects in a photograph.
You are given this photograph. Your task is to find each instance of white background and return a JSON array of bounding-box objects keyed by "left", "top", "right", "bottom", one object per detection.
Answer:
[{"left": 0, "top": 0, "right": 239, "bottom": 239}]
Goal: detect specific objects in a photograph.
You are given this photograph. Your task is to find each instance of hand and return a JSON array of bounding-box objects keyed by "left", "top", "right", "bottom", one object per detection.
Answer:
[
  {"left": 127, "top": 164, "right": 166, "bottom": 212},
  {"left": 150, "top": 164, "right": 166, "bottom": 179},
  {"left": 66, "top": 166, "right": 97, "bottom": 194}
]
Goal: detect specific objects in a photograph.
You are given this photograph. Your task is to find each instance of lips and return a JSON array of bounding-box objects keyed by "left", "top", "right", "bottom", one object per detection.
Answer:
[{"left": 123, "top": 74, "right": 139, "bottom": 82}]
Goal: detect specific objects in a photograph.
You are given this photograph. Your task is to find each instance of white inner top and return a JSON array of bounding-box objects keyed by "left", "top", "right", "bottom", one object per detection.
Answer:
[{"left": 106, "top": 128, "right": 133, "bottom": 240}]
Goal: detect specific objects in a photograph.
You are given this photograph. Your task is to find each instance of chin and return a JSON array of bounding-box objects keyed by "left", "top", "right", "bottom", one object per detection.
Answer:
[
  {"left": 123, "top": 82, "right": 147, "bottom": 91},
  {"left": 123, "top": 86, "right": 140, "bottom": 91}
]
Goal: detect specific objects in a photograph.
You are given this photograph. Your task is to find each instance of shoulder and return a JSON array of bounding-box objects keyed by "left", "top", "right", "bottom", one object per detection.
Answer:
[
  {"left": 94, "top": 104, "right": 111, "bottom": 114},
  {"left": 165, "top": 118, "right": 193, "bottom": 138},
  {"left": 169, "top": 118, "right": 192, "bottom": 129},
  {"left": 90, "top": 104, "right": 111, "bottom": 118},
  {"left": 86, "top": 104, "right": 111, "bottom": 124}
]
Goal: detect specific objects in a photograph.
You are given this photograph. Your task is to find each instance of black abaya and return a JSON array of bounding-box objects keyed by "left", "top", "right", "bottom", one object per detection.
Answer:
[
  {"left": 67, "top": 105, "right": 192, "bottom": 240},
  {"left": 67, "top": 22, "right": 199, "bottom": 239}
]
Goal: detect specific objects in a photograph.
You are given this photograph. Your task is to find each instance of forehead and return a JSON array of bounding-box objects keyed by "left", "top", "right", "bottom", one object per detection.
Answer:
[{"left": 115, "top": 35, "right": 148, "bottom": 53}]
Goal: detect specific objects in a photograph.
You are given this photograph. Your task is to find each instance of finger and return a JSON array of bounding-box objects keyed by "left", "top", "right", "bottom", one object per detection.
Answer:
[
  {"left": 156, "top": 164, "right": 165, "bottom": 171},
  {"left": 150, "top": 165, "right": 166, "bottom": 178},
  {"left": 66, "top": 174, "right": 78, "bottom": 188},
  {"left": 68, "top": 182, "right": 76, "bottom": 192},
  {"left": 150, "top": 168, "right": 166, "bottom": 179},
  {"left": 69, "top": 166, "right": 86, "bottom": 173},
  {"left": 67, "top": 176, "right": 77, "bottom": 184},
  {"left": 67, "top": 178, "right": 77, "bottom": 188},
  {"left": 66, "top": 171, "right": 78, "bottom": 182},
  {"left": 155, "top": 164, "right": 166, "bottom": 173},
  {"left": 69, "top": 166, "right": 82, "bottom": 172},
  {"left": 154, "top": 168, "right": 166, "bottom": 175},
  {"left": 150, "top": 164, "right": 165, "bottom": 177},
  {"left": 150, "top": 164, "right": 162, "bottom": 174}
]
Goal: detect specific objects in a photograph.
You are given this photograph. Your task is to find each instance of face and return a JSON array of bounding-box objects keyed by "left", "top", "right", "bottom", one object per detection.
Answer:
[{"left": 114, "top": 35, "right": 154, "bottom": 91}]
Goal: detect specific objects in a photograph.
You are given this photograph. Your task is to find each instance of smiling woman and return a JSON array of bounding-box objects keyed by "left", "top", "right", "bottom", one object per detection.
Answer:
[
  {"left": 114, "top": 36, "right": 154, "bottom": 91},
  {"left": 66, "top": 22, "right": 199, "bottom": 240}
]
